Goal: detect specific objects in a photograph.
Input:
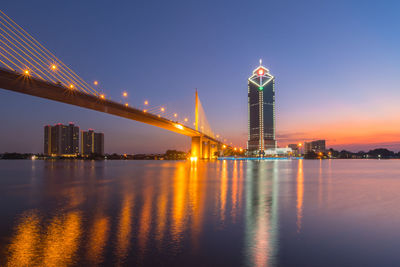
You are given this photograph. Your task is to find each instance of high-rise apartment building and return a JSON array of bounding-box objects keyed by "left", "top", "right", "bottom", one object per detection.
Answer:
[
  {"left": 247, "top": 60, "right": 276, "bottom": 156},
  {"left": 44, "top": 123, "right": 79, "bottom": 156},
  {"left": 81, "top": 129, "right": 104, "bottom": 156}
]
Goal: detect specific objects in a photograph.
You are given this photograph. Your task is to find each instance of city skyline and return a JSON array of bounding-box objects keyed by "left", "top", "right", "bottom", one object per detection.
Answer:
[
  {"left": 1, "top": 1, "right": 400, "bottom": 153},
  {"left": 43, "top": 122, "right": 104, "bottom": 156}
]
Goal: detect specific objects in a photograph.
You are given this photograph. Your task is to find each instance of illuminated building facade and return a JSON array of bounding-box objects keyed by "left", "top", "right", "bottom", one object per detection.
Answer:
[
  {"left": 304, "top": 140, "right": 326, "bottom": 153},
  {"left": 81, "top": 129, "right": 104, "bottom": 156},
  {"left": 247, "top": 60, "right": 276, "bottom": 155},
  {"left": 288, "top": 143, "right": 299, "bottom": 153},
  {"left": 44, "top": 123, "right": 79, "bottom": 156}
]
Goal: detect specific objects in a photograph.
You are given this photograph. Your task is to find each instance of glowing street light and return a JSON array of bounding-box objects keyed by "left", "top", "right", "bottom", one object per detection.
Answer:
[
  {"left": 94, "top": 81, "right": 98, "bottom": 86},
  {"left": 122, "top": 91, "right": 128, "bottom": 98},
  {"left": 144, "top": 100, "right": 148, "bottom": 105},
  {"left": 184, "top": 118, "right": 188, "bottom": 122},
  {"left": 222, "top": 145, "right": 227, "bottom": 149},
  {"left": 100, "top": 94, "right": 105, "bottom": 99},
  {"left": 161, "top": 107, "right": 165, "bottom": 112},
  {"left": 125, "top": 103, "right": 129, "bottom": 107},
  {"left": 51, "top": 64, "right": 57, "bottom": 70},
  {"left": 174, "top": 113, "right": 178, "bottom": 118},
  {"left": 24, "top": 70, "right": 29, "bottom": 75},
  {"left": 143, "top": 109, "right": 147, "bottom": 113},
  {"left": 69, "top": 84, "right": 74, "bottom": 89},
  {"left": 175, "top": 124, "right": 184, "bottom": 130}
]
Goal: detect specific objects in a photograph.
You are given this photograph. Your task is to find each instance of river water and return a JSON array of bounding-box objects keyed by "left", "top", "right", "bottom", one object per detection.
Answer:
[{"left": 0, "top": 159, "right": 400, "bottom": 266}]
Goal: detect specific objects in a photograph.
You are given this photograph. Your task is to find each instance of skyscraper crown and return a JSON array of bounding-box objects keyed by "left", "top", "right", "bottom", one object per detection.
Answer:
[{"left": 248, "top": 60, "right": 274, "bottom": 88}]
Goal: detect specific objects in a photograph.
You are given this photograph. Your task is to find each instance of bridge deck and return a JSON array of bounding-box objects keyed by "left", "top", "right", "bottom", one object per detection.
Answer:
[{"left": 0, "top": 68, "right": 217, "bottom": 140}]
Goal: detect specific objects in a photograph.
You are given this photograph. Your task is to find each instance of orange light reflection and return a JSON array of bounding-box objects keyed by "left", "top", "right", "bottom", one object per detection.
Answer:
[{"left": 296, "top": 159, "right": 304, "bottom": 233}]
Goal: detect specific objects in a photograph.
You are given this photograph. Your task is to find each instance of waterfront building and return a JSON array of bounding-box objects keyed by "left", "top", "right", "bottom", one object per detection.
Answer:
[
  {"left": 247, "top": 60, "right": 276, "bottom": 156},
  {"left": 304, "top": 140, "right": 326, "bottom": 153},
  {"left": 81, "top": 129, "right": 104, "bottom": 156},
  {"left": 44, "top": 123, "right": 79, "bottom": 156},
  {"left": 288, "top": 143, "right": 299, "bottom": 154},
  {"left": 264, "top": 147, "right": 292, "bottom": 156},
  {"left": 304, "top": 142, "right": 312, "bottom": 154}
]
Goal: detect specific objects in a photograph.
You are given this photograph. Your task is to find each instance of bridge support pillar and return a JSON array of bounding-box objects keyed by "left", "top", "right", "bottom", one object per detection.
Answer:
[
  {"left": 210, "top": 142, "right": 217, "bottom": 159},
  {"left": 191, "top": 136, "right": 202, "bottom": 159},
  {"left": 191, "top": 137, "right": 221, "bottom": 159},
  {"left": 217, "top": 143, "right": 224, "bottom": 157},
  {"left": 202, "top": 140, "right": 210, "bottom": 159}
]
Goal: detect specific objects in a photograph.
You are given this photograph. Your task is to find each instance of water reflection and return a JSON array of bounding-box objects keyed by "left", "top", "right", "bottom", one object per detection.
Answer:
[
  {"left": 3, "top": 160, "right": 280, "bottom": 266},
  {"left": 138, "top": 186, "right": 153, "bottom": 253},
  {"left": 189, "top": 160, "right": 206, "bottom": 249},
  {"left": 220, "top": 160, "right": 228, "bottom": 223},
  {"left": 231, "top": 160, "right": 239, "bottom": 220},
  {"left": 245, "top": 161, "right": 279, "bottom": 267},
  {"left": 155, "top": 168, "right": 169, "bottom": 246},
  {"left": 171, "top": 163, "right": 187, "bottom": 245},
  {"left": 115, "top": 193, "right": 133, "bottom": 265},
  {"left": 296, "top": 159, "right": 304, "bottom": 233},
  {"left": 6, "top": 210, "right": 82, "bottom": 267},
  {"left": 3, "top": 159, "right": 400, "bottom": 266},
  {"left": 87, "top": 215, "right": 110, "bottom": 265},
  {"left": 42, "top": 211, "right": 81, "bottom": 266},
  {"left": 6, "top": 211, "right": 40, "bottom": 266}
]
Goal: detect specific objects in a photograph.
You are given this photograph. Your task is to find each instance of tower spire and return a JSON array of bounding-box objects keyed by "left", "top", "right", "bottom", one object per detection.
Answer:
[
  {"left": 259, "top": 59, "right": 262, "bottom": 66},
  {"left": 195, "top": 88, "right": 199, "bottom": 131}
]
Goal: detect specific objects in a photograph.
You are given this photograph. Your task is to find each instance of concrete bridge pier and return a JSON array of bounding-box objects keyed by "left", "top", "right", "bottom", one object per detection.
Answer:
[
  {"left": 202, "top": 140, "right": 210, "bottom": 159},
  {"left": 191, "top": 136, "right": 202, "bottom": 159},
  {"left": 210, "top": 142, "right": 218, "bottom": 159},
  {"left": 191, "top": 136, "right": 222, "bottom": 159},
  {"left": 217, "top": 143, "right": 224, "bottom": 157}
]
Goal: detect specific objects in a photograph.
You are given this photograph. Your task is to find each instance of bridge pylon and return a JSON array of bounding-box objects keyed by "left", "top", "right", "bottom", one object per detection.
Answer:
[
  {"left": 190, "top": 89, "right": 223, "bottom": 159},
  {"left": 195, "top": 88, "right": 199, "bottom": 131}
]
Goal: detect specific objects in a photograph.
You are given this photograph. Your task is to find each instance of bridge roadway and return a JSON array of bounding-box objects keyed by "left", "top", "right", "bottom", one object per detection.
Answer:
[{"left": 0, "top": 68, "right": 223, "bottom": 158}]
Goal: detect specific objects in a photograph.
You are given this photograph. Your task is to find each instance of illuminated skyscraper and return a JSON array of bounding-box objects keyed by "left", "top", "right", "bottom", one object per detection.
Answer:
[{"left": 247, "top": 60, "right": 276, "bottom": 155}]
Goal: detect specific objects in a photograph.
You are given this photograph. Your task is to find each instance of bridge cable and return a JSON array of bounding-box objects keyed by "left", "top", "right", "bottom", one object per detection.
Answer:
[
  {"left": 0, "top": 43, "right": 47, "bottom": 80},
  {"left": 0, "top": 20, "right": 92, "bottom": 94},
  {"left": 0, "top": 10, "right": 99, "bottom": 96},
  {"left": 0, "top": 10, "right": 98, "bottom": 95}
]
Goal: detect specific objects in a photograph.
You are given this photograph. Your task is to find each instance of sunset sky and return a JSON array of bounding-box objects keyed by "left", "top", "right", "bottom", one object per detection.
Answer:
[{"left": 1, "top": 0, "right": 400, "bottom": 153}]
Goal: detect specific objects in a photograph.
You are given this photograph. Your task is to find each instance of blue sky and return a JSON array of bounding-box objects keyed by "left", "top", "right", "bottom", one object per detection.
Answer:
[{"left": 1, "top": 0, "right": 400, "bottom": 153}]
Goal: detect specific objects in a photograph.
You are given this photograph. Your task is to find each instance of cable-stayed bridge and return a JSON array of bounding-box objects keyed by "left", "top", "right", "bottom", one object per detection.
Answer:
[{"left": 0, "top": 10, "right": 229, "bottom": 159}]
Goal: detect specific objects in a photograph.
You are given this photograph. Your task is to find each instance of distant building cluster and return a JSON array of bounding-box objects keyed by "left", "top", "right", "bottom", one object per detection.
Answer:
[
  {"left": 285, "top": 140, "right": 326, "bottom": 157},
  {"left": 44, "top": 123, "right": 104, "bottom": 156}
]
